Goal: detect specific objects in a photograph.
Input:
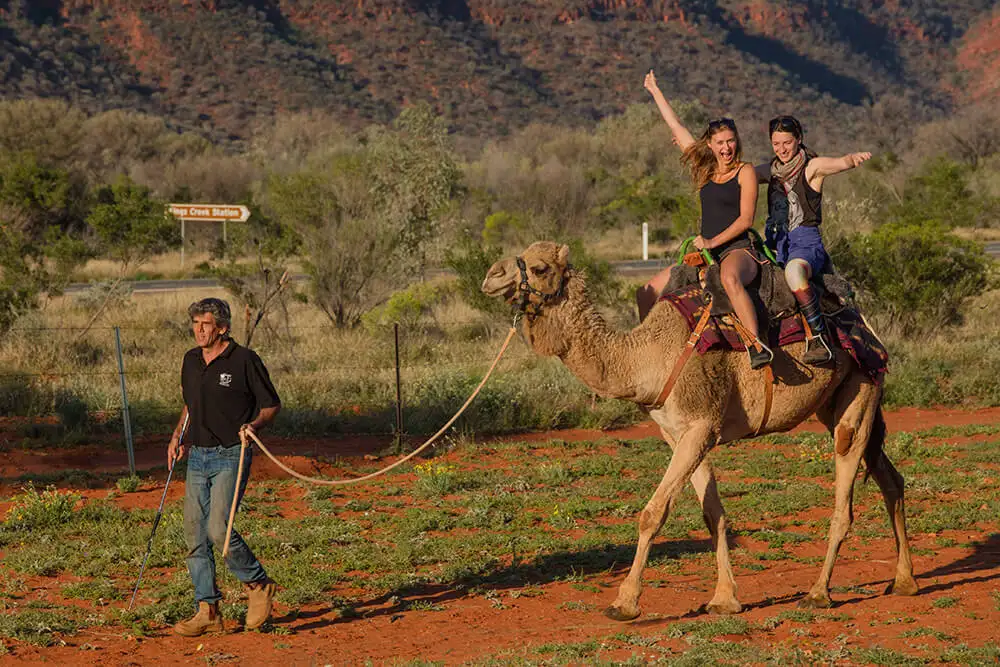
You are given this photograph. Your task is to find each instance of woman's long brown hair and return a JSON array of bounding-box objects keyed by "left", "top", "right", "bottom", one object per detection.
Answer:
[{"left": 681, "top": 122, "right": 743, "bottom": 189}]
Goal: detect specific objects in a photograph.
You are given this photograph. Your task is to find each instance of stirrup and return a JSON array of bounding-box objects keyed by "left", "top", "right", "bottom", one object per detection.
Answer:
[
  {"left": 748, "top": 339, "right": 774, "bottom": 370},
  {"left": 803, "top": 333, "right": 834, "bottom": 365}
]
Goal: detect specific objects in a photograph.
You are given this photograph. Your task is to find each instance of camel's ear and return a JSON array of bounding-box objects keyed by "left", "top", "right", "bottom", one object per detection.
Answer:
[{"left": 557, "top": 244, "right": 570, "bottom": 266}]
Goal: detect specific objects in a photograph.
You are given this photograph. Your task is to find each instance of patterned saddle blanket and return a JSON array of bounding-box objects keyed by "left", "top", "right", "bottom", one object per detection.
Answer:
[{"left": 659, "top": 283, "right": 888, "bottom": 383}]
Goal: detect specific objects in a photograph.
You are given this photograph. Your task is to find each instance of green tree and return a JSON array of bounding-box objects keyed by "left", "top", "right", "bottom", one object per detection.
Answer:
[
  {"left": 81, "top": 178, "right": 180, "bottom": 332},
  {"left": 88, "top": 178, "right": 180, "bottom": 277},
  {"left": 265, "top": 105, "right": 461, "bottom": 327},
  {"left": 831, "top": 221, "right": 994, "bottom": 333},
  {"left": 892, "top": 158, "right": 983, "bottom": 228},
  {"left": 0, "top": 153, "right": 90, "bottom": 333},
  {"left": 0, "top": 152, "right": 87, "bottom": 238}
]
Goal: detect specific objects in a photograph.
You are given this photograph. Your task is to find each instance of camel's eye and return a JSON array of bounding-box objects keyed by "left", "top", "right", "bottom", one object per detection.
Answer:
[{"left": 531, "top": 264, "right": 549, "bottom": 275}]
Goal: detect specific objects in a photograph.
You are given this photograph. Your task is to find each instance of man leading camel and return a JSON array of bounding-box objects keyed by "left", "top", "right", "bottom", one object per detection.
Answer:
[{"left": 167, "top": 297, "right": 281, "bottom": 635}]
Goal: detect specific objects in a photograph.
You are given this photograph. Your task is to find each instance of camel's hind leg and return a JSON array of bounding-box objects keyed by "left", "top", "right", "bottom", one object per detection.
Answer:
[
  {"left": 864, "top": 410, "right": 918, "bottom": 596},
  {"left": 606, "top": 421, "right": 715, "bottom": 621},
  {"left": 801, "top": 374, "right": 878, "bottom": 609}
]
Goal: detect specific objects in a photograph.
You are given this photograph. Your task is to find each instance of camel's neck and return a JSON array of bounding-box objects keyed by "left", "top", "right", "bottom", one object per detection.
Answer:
[{"left": 522, "top": 272, "right": 685, "bottom": 403}]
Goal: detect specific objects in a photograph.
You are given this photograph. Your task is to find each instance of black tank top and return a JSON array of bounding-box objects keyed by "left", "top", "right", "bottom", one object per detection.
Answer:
[{"left": 700, "top": 165, "right": 751, "bottom": 257}]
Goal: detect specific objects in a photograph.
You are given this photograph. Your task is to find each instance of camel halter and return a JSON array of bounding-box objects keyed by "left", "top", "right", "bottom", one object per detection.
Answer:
[
  {"left": 514, "top": 256, "right": 567, "bottom": 318},
  {"left": 221, "top": 319, "right": 520, "bottom": 558}
]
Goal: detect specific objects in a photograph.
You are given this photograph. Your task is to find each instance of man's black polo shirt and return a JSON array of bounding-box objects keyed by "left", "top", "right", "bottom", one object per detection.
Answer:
[{"left": 181, "top": 340, "right": 280, "bottom": 448}]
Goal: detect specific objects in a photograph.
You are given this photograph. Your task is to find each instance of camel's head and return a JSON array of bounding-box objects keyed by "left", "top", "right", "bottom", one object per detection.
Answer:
[{"left": 481, "top": 241, "right": 571, "bottom": 316}]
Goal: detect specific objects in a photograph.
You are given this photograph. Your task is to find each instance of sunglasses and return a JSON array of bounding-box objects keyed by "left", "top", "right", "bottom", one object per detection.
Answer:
[
  {"left": 708, "top": 117, "right": 737, "bottom": 131},
  {"left": 769, "top": 115, "right": 802, "bottom": 135}
]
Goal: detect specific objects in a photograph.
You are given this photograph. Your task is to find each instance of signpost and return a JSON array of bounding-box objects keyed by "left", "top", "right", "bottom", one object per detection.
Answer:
[{"left": 168, "top": 204, "right": 251, "bottom": 267}]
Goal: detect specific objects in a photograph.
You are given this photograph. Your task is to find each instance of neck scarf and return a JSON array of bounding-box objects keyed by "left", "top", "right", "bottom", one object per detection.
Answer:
[{"left": 771, "top": 149, "right": 807, "bottom": 231}]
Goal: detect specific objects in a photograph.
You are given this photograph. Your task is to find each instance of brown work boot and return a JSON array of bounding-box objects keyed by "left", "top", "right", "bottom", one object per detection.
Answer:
[
  {"left": 173, "top": 601, "right": 225, "bottom": 637},
  {"left": 245, "top": 578, "right": 277, "bottom": 630}
]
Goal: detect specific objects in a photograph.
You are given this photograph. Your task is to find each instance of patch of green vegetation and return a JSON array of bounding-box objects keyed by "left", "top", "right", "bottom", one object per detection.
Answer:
[
  {"left": 931, "top": 596, "right": 959, "bottom": 608},
  {"left": 62, "top": 578, "right": 122, "bottom": 603},
  {"left": 851, "top": 646, "right": 927, "bottom": 666},
  {"left": 115, "top": 475, "right": 141, "bottom": 493},
  {"left": 900, "top": 627, "right": 955, "bottom": 642},
  {"left": 532, "top": 639, "right": 600, "bottom": 659},
  {"left": 666, "top": 616, "right": 750, "bottom": 642},
  {"left": 938, "top": 643, "right": 1000, "bottom": 666},
  {"left": 0, "top": 609, "right": 80, "bottom": 646}
]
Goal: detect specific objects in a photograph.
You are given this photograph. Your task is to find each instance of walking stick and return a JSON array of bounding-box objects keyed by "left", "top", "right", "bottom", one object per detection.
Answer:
[{"left": 128, "top": 413, "right": 189, "bottom": 611}]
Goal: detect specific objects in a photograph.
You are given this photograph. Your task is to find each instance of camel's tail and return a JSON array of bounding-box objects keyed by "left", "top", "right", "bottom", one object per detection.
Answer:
[{"left": 862, "top": 406, "right": 887, "bottom": 483}]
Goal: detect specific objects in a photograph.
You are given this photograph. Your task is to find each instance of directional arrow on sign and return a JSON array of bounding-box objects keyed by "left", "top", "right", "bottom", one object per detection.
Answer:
[{"left": 168, "top": 204, "right": 251, "bottom": 222}]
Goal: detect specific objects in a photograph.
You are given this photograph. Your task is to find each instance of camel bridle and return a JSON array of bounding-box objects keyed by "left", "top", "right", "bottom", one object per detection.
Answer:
[{"left": 514, "top": 255, "right": 567, "bottom": 318}]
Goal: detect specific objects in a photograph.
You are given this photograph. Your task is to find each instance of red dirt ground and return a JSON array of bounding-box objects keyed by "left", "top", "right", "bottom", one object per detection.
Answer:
[{"left": 1, "top": 407, "right": 999, "bottom": 665}]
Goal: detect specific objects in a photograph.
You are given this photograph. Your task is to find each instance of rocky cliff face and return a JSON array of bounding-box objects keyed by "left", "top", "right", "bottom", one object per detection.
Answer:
[{"left": 0, "top": 0, "right": 996, "bottom": 145}]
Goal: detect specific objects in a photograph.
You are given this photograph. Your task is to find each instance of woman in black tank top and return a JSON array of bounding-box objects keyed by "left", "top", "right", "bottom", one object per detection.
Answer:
[{"left": 637, "top": 70, "right": 772, "bottom": 369}]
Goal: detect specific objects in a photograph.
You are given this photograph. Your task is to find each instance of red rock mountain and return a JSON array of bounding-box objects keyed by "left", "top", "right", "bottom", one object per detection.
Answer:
[{"left": 0, "top": 0, "right": 997, "bottom": 145}]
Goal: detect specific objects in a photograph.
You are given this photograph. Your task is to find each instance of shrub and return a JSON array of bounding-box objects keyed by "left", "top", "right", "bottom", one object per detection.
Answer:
[
  {"left": 442, "top": 236, "right": 508, "bottom": 318},
  {"left": 361, "top": 281, "right": 449, "bottom": 331},
  {"left": 73, "top": 280, "right": 133, "bottom": 313},
  {"left": 54, "top": 389, "right": 89, "bottom": 431},
  {"left": 3, "top": 484, "right": 80, "bottom": 531},
  {"left": 116, "top": 475, "right": 141, "bottom": 493},
  {"left": 830, "top": 221, "right": 994, "bottom": 333},
  {"left": 412, "top": 462, "right": 460, "bottom": 497}
]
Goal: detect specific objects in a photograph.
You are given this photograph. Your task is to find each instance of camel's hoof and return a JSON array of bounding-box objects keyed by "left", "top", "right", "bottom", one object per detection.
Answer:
[
  {"left": 604, "top": 604, "right": 641, "bottom": 622},
  {"left": 886, "top": 577, "right": 919, "bottom": 597},
  {"left": 798, "top": 593, "right": 833, "bottom": 609},
  {"left": 706, "top": 599, "right": 743, "bottom": 615}
]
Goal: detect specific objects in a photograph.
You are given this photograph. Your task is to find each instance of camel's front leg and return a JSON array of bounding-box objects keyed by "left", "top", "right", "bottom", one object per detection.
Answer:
[
  {"left": 606, "top": 422, "right": 714, "bottom": 621},
  {"left": 659, "top": 427, "right": 740, "bottom": 615}
]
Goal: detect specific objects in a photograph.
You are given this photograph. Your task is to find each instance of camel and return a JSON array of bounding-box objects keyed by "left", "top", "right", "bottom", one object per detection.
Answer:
[{"left": 481, "top": 241, "right": 917, "bottom": 621}]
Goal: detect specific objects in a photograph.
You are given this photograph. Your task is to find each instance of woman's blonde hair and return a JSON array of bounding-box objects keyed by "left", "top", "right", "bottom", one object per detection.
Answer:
[{"left": 681, "top": 118, "right": 743, "bottom": 188}]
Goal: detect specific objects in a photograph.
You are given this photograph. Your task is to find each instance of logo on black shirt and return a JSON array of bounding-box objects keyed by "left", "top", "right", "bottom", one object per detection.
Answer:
[{"left": 219, "top": 373, "right": 233, "bottom": 388}]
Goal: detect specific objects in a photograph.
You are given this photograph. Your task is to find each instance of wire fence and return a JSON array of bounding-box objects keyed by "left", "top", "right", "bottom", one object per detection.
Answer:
[{"left": 0, "top": 320, "right": 557, "bottom": 449}]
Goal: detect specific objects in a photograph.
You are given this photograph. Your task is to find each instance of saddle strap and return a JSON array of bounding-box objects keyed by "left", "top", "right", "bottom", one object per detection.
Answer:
[
  {"left": 725, "top": 313, "right": 774, "bottom": 436},
  {"left": 650, "top": 304, "right": 713, "bottom": 409},
  {"left": 755, "top": 364, "right": 774, "bottom": 436}
]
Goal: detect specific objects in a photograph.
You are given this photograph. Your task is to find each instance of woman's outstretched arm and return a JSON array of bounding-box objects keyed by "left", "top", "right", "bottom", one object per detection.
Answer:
[
  {"left": 644, "top": 70, "right": 696, "bottom": 151},
  {"left": 806, "top": 151, "right": 872, "bottom": 190}
]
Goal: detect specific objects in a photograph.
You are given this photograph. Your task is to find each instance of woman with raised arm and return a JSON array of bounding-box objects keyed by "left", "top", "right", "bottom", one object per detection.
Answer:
[
  {"left": 637, "top": 70, "right": 772, "bottom": 370},
  {"left": 759, "top": 115, "right": 871, "bottom": 365}
]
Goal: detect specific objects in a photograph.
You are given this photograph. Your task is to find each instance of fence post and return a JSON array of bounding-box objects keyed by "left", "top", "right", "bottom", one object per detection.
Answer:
[
  {"left": 642, "top": 222, "right": 649, "bottom": 261},
  {"left": 114, "top": 326, "right": 136, "bottom": 476},
  {"left": 394, "top": 323, "right": 403, "bottom": 439}
]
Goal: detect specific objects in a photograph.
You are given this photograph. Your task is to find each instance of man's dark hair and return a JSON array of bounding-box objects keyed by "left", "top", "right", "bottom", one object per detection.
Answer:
[{"left": 188, "top": 298, "right": 232, "bottom": 331}]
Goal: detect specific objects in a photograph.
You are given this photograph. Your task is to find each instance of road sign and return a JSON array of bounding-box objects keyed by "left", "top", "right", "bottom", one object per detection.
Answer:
[
  {"left": 168, "top": 204, "right": 250, "bottom": 222},
  {"left": 168, "top": 204, "right": 251, "bottom": 268}
]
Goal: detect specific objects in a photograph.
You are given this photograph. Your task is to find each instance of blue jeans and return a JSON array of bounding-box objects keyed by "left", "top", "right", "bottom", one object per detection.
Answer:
[{"left": 183, "top": 444, "right": 267, "bottom": 605}]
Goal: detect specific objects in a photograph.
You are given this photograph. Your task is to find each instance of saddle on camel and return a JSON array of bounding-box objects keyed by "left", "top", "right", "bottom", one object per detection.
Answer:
[{"left": 652, "top": 233, "right": 888, "bottom": 434}]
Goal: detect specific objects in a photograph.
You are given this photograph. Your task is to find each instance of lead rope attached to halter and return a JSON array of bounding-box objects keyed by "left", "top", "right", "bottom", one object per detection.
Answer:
[{"left": 222, "top": 321, "right": 521, "bottom": 557}]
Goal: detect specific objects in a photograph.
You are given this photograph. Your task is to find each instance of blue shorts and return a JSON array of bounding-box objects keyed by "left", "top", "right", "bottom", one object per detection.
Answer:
[{"left": 773, "top": 225, "right": 830, "bottom": 276}]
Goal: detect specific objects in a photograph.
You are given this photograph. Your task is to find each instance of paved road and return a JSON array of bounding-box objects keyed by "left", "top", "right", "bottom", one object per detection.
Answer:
[{"left": 64, "top": 241, "right": 1000, "bottom": 294}]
